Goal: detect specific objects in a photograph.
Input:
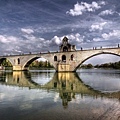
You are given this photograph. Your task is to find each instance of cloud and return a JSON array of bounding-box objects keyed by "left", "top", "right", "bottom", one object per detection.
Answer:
[
  {"left": 93, "top": 38, "right": 102, "bottom": 42},
  {"left": 0, "top": 35, "right": 9, "bottom": 43},
  {"left": 0, "top": 33, "right": 51, "bottom": 55},
  {"left": 99, "top": 1, "right": 106, "bottom": 5},
  {"left": 99, "top": 9, "right": 114, "bottom": 16},
  {"left": 51, "top": 36, "right": 62, "bottom": 45},
  {"left": 102, "top": 30, "right": 120, "bottom": 40},
  {"left": 21, "top": 28, "right": 34, "bottom": 34},
  {"left": 66, "top": 2, "right": 85, "bottom": 16},
  {"left": 22, "top": 34, "right": 36, "bottom": 41},
  {"left": 21, "top": 34, "right": 51, "bottom": 52},
  {"left": 90, "top": 22, "right": 107, "bottom": 31},
  {"left": 0, "top": 35, "right": 22, "bottom": 55},
  {"left": 66, "top": 33, "right": 84, "bottom": 42},
  {"left": 0, "top": 35, "right": 17, "bottom": 43},
  {"left": 66, "top": 1, "right": 105, "bottom": 16}
]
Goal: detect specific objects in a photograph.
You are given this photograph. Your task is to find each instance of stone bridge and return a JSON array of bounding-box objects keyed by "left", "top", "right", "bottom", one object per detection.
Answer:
[{"left": 0, "top": 37, "right": 120, "bottom": 72}]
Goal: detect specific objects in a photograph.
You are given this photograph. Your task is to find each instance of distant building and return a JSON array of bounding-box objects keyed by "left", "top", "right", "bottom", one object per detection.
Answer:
[{"left": 59, "top": 37, "right": 76, "bottom": 52}]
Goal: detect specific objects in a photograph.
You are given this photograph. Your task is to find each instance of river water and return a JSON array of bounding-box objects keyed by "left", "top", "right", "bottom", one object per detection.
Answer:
[{"left": 0, "top": 69, "right": 120, "bottom": 120}]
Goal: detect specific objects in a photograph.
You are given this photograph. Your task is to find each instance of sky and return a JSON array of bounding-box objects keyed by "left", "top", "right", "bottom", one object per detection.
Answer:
[{"left": 0, "top": 0, "right": 120, "bottom": 64}]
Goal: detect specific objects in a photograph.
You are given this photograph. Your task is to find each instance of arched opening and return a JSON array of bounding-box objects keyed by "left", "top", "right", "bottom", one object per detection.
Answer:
[
  {"left": 54, "top": 56, "right": 57, "bottom": 61},
  {"left": 62, "top": 55, "right": 66, "bottom": 62},
  {"left": 63, "top": 46, "right": 68, "bottom": 52},
  {"left": 24, "top": 57, "right": 54, "bottom": 70},
  {"left": 71, "top": 54, "right": 74, "bottom": 61},
  {"left": 0, "top": 58, "right": 12, "bottom": 70},
  {"left": 18, "top": 58, "right": 20, "bottom": 64},
  {"left": 77, "top": 53, "right": 120, "bottom": 70}
]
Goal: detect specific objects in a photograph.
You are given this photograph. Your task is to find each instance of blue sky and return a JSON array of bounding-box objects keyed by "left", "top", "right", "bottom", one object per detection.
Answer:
[{"left": 0, "top": 0, "right": 120, "bottom": 64}]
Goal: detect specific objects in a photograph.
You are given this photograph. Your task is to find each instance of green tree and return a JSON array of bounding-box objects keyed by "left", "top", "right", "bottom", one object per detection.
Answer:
[{"left": 87, "top": 64, "right": 93, "bottom": 68}]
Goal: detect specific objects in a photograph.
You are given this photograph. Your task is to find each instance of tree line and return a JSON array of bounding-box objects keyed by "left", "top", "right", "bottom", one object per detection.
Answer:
[
  {"left": 29, "top": 60, "right": 53, "bottom": 68},
  {"left": 81, "top": 61, "right": 120, "bottom": 69}
]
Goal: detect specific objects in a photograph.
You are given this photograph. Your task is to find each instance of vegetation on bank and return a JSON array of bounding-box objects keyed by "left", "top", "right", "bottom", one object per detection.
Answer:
[
  {"left": 1, "top": 59, "right": 12, "bottom": 67},
  {"left": 29, "top": 60, "right": 53, "bottom": 68},
  {"left": 80, "top": 61, "right": 120, "bottom": 69}
]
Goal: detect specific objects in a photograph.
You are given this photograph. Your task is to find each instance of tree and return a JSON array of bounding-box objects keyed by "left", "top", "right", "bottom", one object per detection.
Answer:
[{"left": 87, "top": 64, "right": 93, "bottom": 68}]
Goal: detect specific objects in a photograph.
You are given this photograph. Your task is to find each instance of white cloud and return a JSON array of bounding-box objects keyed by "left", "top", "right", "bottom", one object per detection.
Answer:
[
  {"left": 99, "top": 9, "right": 114, "bottom": 16},
  {"left": 66, "top": 2, "right": 85, "bottom": 16},
  {"left": 0, "top": 35, "right": 17, "bottom": 43},
  {"left": 102, "top": 30, "right": 120, "bottom": 40},
  {"left": 0, "top": 35, "right": 22, "bottom": 55},
  {"left": 99, "top": 1, "right": 106, "bottom": 5},
  {"left": 52, "top": 36, "right": 62, "bottom": 45},
  {"left": 66, "top": 1, "right": 105, "bottom": 16},
  {"left": 21, "top": 28, "right": 34, "bottom": 34},
  {"left": 91, "top": 1, "right": 101, "bottom": 9},
  {"left": 90, "top": 22, "right": 107, "bottom": 31},
  {"left": 23, "top": 34, "right": 36, "bottom": 41},
  {"left": 0, "top": 35, "right": 8, "bottom": 43},
  {"left": 67, "top": 33, "right": 84, "bottom": 42},
  {"left": 93, "top": 38, "right": 102, "bottom": 42},
  {"left": 117, "top": 12, "right": 120, "bottom": 16},
  {"left": 0, "top": 33, "right": 52, "bottom": 55},
  {"left": 22, "top": 34, "right": 51, "bottom": 51}
]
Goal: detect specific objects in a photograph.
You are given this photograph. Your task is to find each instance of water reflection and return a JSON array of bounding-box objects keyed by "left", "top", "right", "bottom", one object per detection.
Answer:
[
  {"left": 0, "top": 71, "right": 119, "bottom": 108},
  {"left": 0, "top": 71, "right": 36, "bottom": 88},
  {"left": 78, "top": 69, "right": 120, "bottom": 92}
]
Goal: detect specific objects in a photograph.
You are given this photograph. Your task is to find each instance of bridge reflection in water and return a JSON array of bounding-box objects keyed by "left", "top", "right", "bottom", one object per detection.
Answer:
[{"left": 0, "top": 71, "right": 120, "bottom": 107}]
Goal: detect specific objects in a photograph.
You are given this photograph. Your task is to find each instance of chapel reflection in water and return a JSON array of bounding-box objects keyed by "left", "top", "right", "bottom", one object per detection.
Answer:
[{"left": 0, "top": 71, "right": 119, "bottom": 108}]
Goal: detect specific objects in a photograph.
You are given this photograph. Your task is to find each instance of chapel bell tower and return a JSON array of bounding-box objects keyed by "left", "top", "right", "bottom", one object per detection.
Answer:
[{"left": 59, "top": 37, "right": 76, "bottom": 52}]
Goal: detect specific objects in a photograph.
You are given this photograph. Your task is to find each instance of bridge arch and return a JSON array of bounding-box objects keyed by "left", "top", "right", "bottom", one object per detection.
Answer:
[
  {"left": 23, "top": 56, "right": 40, "bottom": 68},
  {"left": 75, "top": 52, "right": 120, "bottom": 70},
  {"left": 0, "top": 58, "right": 13, "bottom": 67},
  {"left": 23, "top": 56, "right": 55, "bottom": 70}
]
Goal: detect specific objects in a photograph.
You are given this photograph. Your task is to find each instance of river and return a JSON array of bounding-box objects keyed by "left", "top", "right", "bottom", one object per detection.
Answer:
[{"left": 0, "top": 69, "right": 120, "bottom": 120}]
